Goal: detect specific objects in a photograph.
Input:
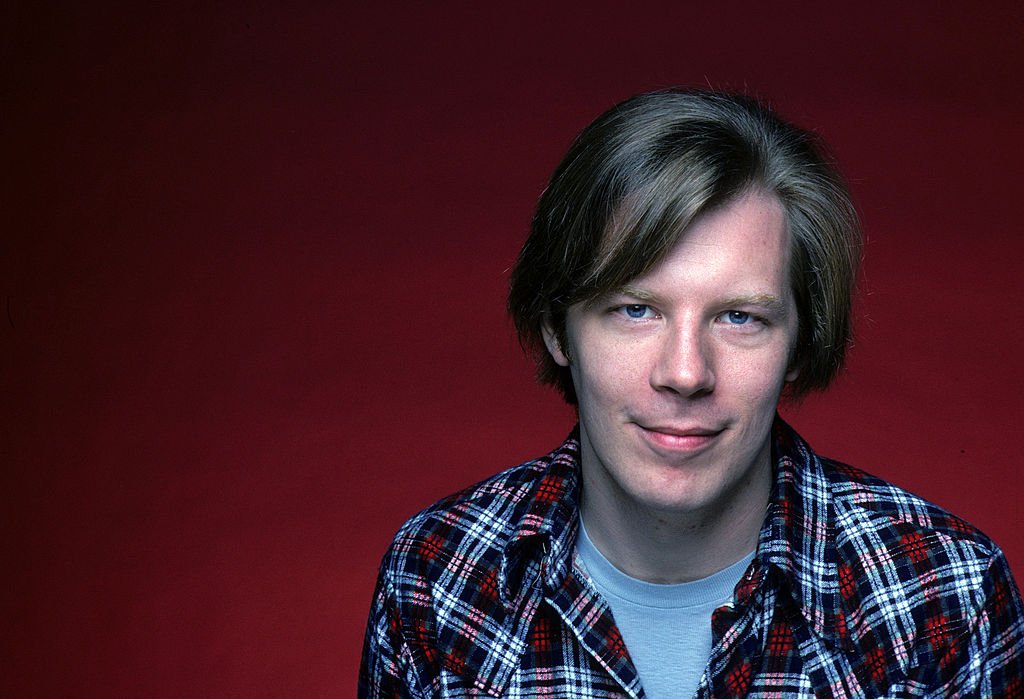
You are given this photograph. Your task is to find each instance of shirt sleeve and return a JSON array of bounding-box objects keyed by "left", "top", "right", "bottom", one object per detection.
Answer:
[
  {"left": 956, "top": 549, "right": 1024, "bottom": 696},
  {"left": 358, "top": 563, "right": 422, "bottom": 699}
]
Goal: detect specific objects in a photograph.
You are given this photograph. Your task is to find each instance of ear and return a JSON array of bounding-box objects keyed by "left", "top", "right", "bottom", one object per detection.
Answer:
[
  {"left": 541, "top": 318, "right": 571, "bottom": 367},
  {"left": 784, "top": 339, "right": 802, "bottom": 384}
]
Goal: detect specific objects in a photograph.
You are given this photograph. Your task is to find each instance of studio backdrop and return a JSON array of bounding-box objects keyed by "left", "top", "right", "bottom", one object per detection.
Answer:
[{"left": 5, "top": 2, "right": 1023, "bottom": 695}]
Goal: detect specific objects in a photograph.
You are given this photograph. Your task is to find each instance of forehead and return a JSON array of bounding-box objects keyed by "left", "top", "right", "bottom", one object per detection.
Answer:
[{"left": 605, "top": 189, "right": 793, "bottom": 297}]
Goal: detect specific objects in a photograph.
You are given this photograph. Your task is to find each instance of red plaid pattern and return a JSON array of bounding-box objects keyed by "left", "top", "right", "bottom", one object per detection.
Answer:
[{"left": 360, "top": 420, "right": 1024, "bottom": 697}]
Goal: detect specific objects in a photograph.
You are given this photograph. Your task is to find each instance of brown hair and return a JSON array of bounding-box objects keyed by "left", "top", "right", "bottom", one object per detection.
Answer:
[{"left": 507, "top": 89, "right": 861, "bottom": 403}]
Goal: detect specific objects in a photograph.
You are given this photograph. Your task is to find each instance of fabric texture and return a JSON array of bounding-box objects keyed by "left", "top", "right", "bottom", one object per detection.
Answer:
[
  {"left": 359, "top": 419, "right": 1024, "bottom": 697},
  {"left": 576, "top": 520, "right": 752, "bottom": 699}
]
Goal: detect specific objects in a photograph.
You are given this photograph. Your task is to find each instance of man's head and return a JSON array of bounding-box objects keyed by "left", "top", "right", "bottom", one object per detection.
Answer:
[{"left": 508, "top": 89, "right": 861, "bottom": 404}]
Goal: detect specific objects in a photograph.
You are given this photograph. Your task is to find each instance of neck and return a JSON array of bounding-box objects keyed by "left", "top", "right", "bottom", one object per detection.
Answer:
[{"left": 579, "top": 459, "right": 770, "bottom": 584}]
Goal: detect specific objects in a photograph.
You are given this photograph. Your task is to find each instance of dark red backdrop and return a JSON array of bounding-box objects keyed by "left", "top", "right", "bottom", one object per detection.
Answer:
[{"left": 5, "top": 3, "right": 1023, "bottom": 695}]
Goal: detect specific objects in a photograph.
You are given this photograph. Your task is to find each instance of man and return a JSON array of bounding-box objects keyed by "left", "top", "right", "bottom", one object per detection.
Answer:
[{"left": 359, "top": 90, "right": 1024, "bottom": 697}]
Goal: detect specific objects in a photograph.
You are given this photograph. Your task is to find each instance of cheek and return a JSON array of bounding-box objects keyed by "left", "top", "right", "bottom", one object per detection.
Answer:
[
  {"left": 571, "top": 343, "right": 646, "bottom": 404},
  {"left": 723, "top": 352, "right": 792, "bottom": 402}
]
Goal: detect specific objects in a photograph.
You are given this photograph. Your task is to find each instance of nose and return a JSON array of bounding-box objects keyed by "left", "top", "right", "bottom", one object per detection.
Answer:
[{"left": 650, "top": 322, "right": 715, "bottom": 397}]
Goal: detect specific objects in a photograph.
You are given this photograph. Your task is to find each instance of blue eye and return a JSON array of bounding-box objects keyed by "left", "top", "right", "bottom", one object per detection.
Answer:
[
  {"left": 725, "top": 310, "right": 751, "bottom": 324},
  {"left": 623, "top": 304, "right": 651, "bottom": 319}
]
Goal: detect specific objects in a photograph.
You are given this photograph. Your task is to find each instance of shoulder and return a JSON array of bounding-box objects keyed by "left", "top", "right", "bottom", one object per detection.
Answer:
[
  {"left": 364, "top": 437, "right": 582, "bottom": 688},
  {"left": 818, "top": 457, "right": 1021, "bottom": 673},
  {"left": 379, "top": 434, "right": 580, "bottom": 595},
  {"left": 821, "top": 457, "right": 1000, "bottom": 558},
  {"left": 388, "top": 459, "right": 546, "bottom": 564},
  {"left": 772, "top": 419, "right": 1024, "bottom": 691},
  {"left": 775, "top": 420, "right": 1006, "bottom": 605},
  {"left": 820, "top": 457, "right": 1002, "bottom": 575}
]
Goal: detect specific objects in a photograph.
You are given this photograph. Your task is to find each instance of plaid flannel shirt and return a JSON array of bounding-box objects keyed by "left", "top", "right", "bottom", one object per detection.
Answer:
[{"left": 359, "top": 420, "right": 1024, "bottom": 697}]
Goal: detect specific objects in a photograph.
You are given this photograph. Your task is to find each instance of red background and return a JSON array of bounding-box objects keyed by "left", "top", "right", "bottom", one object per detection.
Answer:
[{"left": 5, "top": 3, "right": 1023, "bottom": 695}]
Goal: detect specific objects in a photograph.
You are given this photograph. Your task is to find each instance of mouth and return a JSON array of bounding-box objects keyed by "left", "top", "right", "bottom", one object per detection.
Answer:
[{"left": 635, "top": 422, "right": 724, "bottom": 453}]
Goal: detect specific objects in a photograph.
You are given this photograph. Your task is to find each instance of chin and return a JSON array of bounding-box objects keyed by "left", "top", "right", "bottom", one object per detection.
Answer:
[{"left": 630, "top": 479, "right": 721, "bottom": 517}]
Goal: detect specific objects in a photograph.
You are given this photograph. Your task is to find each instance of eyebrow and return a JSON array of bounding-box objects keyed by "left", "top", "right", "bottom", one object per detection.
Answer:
[
  {"left": 717, "top": 293, "right": 790, "bottom": 315},
  {"left": 616, "top": 285, "right": 660, "bottom": 303},
  {"left": 614, "top": 287, "right": 791, "bottom": 316}
]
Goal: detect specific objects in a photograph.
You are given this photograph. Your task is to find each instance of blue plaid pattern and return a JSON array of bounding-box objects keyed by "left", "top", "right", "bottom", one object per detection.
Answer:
[{"left": 359, "top": 420, "right": 1024, "bottom": 697}]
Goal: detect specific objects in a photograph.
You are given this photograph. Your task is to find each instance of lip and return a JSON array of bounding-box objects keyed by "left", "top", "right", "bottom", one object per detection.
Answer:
[{"left": 635, "top": 423, "right": 723, "bottom": 453}]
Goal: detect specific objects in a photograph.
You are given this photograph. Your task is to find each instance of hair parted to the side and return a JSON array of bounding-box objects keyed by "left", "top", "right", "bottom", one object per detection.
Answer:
[{"left": 507, "top": 88, "right": 861, "bottom": 404}]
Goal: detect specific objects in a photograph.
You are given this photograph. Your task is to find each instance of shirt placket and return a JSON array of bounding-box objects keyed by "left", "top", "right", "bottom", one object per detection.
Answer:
[
  {"left": 544, "top": 561, "right": 646, "bottom": 698},
  {"left": 696, "top": 567, "right": 767, "bottom": 698}
]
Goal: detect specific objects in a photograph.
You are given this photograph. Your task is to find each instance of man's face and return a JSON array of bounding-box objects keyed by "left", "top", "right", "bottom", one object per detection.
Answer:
[{"left": 543, "top": 190, "right": 799, "bottom": 522}]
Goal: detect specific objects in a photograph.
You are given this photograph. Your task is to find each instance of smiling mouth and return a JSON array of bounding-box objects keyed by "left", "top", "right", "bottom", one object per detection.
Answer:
[{"left": 636, "top": 423, "right": 723, "bottom": 452}]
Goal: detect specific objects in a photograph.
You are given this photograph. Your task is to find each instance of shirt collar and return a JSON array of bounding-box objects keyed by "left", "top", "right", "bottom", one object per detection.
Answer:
[
  {"left": 499, "top": 428, "right": 582, "bottom": 611},
  {"left": 757, "top": 418, "right": 851, "bottom": 649}
]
